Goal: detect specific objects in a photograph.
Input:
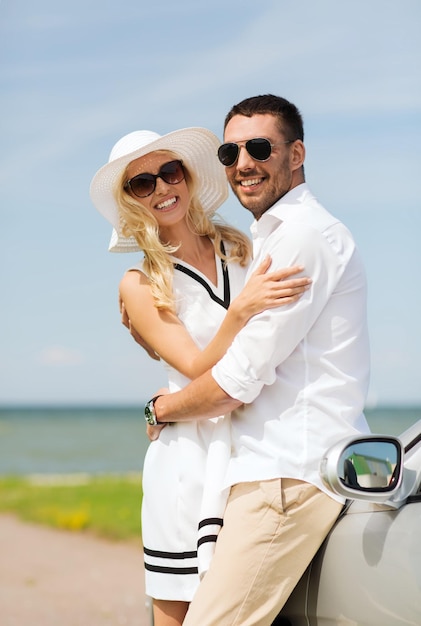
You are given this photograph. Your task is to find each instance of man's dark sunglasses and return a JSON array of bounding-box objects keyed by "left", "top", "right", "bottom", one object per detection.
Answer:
[
  {"left": 124, "top": 160, "right": 185, "bottom": 198},
  {"left": 217, "top": 137, "right": 294, "bottom": 167}
]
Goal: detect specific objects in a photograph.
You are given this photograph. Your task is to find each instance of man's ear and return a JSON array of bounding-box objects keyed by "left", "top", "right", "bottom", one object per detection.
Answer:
[{"left": 290, "top": 140, "right": 305, "bottom": 172}]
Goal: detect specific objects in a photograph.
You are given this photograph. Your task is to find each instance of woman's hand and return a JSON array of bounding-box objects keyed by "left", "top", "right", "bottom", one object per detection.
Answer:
[
  {"left": 147, "top": 422, "right": 167, "bottom": 441},
  {"left": 230, "top": 256, "right": 311, "bottom": 322}
]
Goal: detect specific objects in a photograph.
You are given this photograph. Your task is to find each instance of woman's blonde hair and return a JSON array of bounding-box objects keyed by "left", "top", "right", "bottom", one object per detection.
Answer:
[{"left": 114, "top": 151, "right": 252, "bottom": 311}]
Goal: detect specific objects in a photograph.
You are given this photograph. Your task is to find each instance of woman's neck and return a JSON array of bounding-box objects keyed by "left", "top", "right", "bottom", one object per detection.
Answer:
[
  {"left": 165, "top": 227, "right": 217, "bottom": 284},
  {"left": 173, "top": 233, "right": 213, "bottom": 265}
]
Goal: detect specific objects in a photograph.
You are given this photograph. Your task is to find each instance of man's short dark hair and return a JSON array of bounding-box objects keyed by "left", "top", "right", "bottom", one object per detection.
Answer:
[{"left": 224, "top": 94, "right": 304, "bottom": 142}]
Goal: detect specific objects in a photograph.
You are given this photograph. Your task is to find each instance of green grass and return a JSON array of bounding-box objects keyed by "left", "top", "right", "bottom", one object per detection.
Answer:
[{"left": 0, "top": 474, "right": 143, "bottom": 543}]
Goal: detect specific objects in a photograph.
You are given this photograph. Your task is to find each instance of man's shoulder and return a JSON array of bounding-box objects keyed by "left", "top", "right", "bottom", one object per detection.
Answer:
[
  {"left": 261, "top": 205, "right": 356, "bottom": 267},
  {"left": 270, "top": 185, "right": 337, "bottom": 227},
  {"left": 277, "top": 206, "right": 343, "bottom": 238}
]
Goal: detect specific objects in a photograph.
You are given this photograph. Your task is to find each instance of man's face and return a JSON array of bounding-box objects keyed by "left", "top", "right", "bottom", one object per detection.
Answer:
[{"left": 223, "top": 113, "right": 302, "bottom": 219}]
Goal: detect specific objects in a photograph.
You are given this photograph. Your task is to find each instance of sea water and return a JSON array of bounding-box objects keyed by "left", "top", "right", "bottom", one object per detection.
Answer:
[{"left": 0, "top": 405, "right": 419, "bottom": 476}]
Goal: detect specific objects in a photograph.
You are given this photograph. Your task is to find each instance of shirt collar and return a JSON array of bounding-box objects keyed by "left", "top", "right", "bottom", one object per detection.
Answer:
[{"left": 250, "top": 182, "right": 312, "bottom": 240}]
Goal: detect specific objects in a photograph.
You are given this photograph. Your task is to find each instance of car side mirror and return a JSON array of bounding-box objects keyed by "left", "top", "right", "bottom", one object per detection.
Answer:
[{"left": 320, "top": 435, "right": 404, "bottom": 503}]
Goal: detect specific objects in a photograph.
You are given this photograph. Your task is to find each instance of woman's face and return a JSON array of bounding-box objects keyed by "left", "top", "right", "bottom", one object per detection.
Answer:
[{"left": 125, "top": 151, "right": 190, "bottom": 229}]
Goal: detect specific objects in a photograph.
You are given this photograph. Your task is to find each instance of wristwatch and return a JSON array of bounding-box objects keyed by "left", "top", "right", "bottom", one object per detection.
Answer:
[{"left": 144, "top": 395, "right": 163, "bottom": 426}]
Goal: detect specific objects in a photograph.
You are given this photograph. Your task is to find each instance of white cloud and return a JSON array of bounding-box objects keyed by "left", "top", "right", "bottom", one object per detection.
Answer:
[{"left": 38, "top": 346, "right": 84, "bottom": 366}]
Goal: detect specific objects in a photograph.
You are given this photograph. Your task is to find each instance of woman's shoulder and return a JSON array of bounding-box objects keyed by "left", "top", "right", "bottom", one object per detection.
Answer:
[
  {"left": 120, "top": 262, "right": 149, "bottom": 288},
  {"left": 124, "top": 259, "right": 148, "bottom": 276}
]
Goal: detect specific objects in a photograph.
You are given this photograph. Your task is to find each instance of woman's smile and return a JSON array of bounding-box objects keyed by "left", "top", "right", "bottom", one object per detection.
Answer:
[{"left": 155, "top": 195, "right": 178, "bottom": 211}]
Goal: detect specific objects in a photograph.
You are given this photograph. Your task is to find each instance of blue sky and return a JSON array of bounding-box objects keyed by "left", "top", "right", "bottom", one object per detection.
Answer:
[{"left": 1, "top": 0, "right": 420, "bottom": 406}]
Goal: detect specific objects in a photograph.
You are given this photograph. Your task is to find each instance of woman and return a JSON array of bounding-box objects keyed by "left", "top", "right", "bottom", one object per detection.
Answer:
[{"left": 90, "top": 127, "right": 310, "bottom": 626}]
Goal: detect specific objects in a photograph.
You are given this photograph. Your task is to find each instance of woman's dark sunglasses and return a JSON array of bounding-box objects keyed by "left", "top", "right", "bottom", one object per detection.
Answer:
[
  {"left": 217, "top": 137, "right": 294, "bottom": 167},
  {"left": 124, "top": 159, "right": 185, "bottom": 198}
]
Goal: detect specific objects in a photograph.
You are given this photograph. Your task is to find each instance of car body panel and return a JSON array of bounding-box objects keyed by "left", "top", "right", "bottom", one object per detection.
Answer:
[{"left": 276, "top": 422, "right": 421, "bottom": 626}]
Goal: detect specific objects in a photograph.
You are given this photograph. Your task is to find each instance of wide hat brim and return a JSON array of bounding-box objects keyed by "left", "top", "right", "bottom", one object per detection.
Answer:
[{"left": 89, "top": 127, "right": 228, "bottom": 253}]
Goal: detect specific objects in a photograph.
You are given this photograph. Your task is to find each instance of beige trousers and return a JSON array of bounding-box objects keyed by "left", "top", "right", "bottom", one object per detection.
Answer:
[{"left": 183, "top": 478, "right": 343, "bottom": 626}]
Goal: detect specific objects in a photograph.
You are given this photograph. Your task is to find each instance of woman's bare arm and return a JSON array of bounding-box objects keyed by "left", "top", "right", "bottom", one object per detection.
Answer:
[{"left": 119, "top": 258, "right": 310, "bottom": 381}]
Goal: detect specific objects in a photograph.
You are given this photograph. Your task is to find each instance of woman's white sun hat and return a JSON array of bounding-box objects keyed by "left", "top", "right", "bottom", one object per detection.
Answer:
[{"left": 90, "top": 127, "right": 228, "bottom": 253}]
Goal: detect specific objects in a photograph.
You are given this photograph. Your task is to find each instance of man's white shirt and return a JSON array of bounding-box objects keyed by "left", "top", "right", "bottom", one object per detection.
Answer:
[{"left": 212, "top": 184, "right": 371, "bottom": 501}]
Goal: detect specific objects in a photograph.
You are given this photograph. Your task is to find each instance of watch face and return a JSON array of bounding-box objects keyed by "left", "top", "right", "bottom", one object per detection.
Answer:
[{"left": 144, "top": 401, "right": 156, "bottom": 426}]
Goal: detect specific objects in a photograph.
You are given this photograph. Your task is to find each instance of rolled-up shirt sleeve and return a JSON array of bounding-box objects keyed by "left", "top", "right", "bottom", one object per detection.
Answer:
[{"left": 212, "top": 219, "right": 359, "bottom": 405}]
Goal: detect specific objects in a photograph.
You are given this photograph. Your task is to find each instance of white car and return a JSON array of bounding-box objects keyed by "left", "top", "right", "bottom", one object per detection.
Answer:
[{"left": 275, "top": 419, "right": 421, "bottom": 625}]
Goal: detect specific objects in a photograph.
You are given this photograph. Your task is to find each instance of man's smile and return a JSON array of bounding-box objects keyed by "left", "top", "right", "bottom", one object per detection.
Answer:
[{"left": 240, "top": 177, "right": 264, "bottom": 188}]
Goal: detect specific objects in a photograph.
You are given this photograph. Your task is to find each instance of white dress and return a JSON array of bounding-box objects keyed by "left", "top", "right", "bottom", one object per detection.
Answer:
[{"left": 132, "top": 244, "right": 249, "bottom": 601}]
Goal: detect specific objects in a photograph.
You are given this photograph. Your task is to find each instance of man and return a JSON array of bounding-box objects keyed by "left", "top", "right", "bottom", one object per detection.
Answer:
[{"left": 143, "top": 94, "right": 371, "bottom": 625}]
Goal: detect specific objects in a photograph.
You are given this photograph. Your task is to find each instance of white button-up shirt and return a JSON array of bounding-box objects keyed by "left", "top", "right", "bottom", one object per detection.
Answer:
[{"left": 212, "top": 184, "right": 371, "bottom": 501}]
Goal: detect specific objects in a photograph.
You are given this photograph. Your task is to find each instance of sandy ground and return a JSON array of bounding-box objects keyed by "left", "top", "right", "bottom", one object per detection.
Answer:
[{"left": 0, "top": 514, "right": 152, "bottom": 626}]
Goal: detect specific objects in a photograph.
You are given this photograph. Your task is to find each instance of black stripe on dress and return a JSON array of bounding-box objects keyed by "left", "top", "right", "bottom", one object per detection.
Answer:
[
  {"left": 144, "top": 564, "right": 198, "bottom": 575},
  {"left": 173, "top": 241, "right": 231, "bottom": 309},
  {"left": 197, "top": 535, "right": 219, "bottom": 548},
  {"left": 144, "top": 547, "right": 197, "bottom": 559},
  {"left": 143, "top": 546, "right": 198, "bottom": 575},
  {"left": 198, "top": 517, "right": 223, "bottom": 530}
]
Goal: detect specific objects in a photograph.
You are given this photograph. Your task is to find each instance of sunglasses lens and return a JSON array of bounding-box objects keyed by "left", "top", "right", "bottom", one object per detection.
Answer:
[
  {"left": 127, "top": 160, "right": 184, "bottom": 198},
  {"left": 129, "top": 174, "right": 155, "bottom": 197},
  {"left": 160, "top": 160, "right": 184, "bottom": 184},
  {"left": 217, "top": 138, "right": 273, "bottom": 166},
  {"left": 217, "top": 143, "right": 239, "bottom": 167},
  {"left": 246, "top": 138, "right": 272, "bottom": 161}
]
